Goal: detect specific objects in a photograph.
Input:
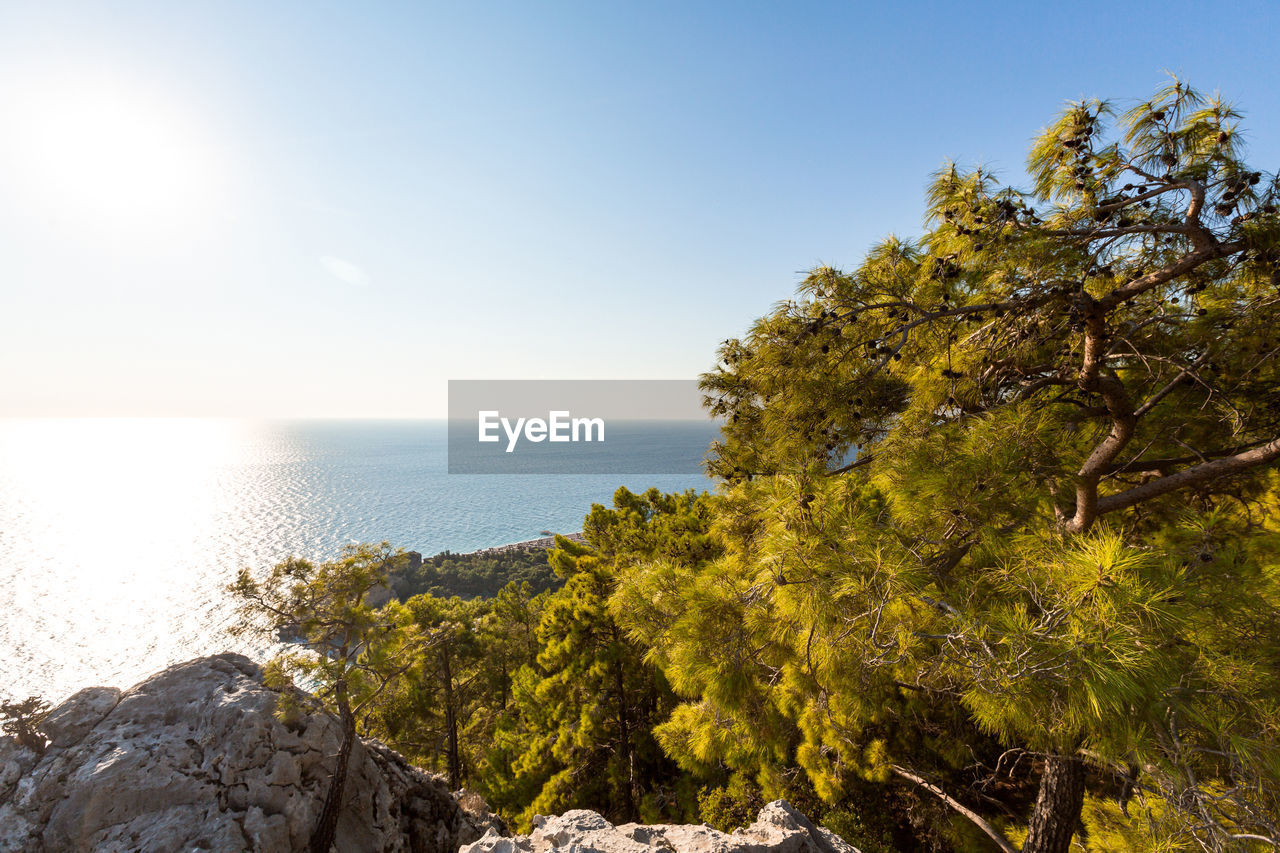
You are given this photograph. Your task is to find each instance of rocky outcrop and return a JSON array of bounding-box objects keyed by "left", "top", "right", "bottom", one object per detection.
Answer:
[
  {"left": 0, "top": 654, "right": 487, "bottom": 852},
  {"left": 459, "top": 801, "right": 861, "bottom": 853},
  {"left": 0, "top": 654, "right": 855, "bottom": 853}
]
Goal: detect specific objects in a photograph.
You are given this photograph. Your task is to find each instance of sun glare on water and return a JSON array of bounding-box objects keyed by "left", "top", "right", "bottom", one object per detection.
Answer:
[
  {"left": 5, "top": 75, "right": 227, "bottom": 233},
  {"left": 0, "top": 420, "right": 267, "bottom": 700}
]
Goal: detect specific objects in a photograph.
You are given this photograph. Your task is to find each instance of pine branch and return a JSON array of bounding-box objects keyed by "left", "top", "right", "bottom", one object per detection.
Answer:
[
  {"left": 890, "top": 765, "right": 1018, "bottom": 853},
  {"left": 1095, "top": 435, "right": 1280, "bottom": 517}
]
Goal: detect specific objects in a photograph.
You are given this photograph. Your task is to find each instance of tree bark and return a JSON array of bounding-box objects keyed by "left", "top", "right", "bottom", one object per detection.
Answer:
[
  {"left": 610, "top": 626, "right": 639, "bottom": 822},
  {"left": 309, "top": 688, "right": 355, "bottom": 853},
  {"left": 441, "top": 643, "right": 462, "bottom": 789},
  {"left": 1094, "top": 435, "right": 1280, "bottom": 517},
  {"left": 890, "top": 765, "right": 1017, "bottom": 853},
  {"left": 1022, "top": 753, "right": 1086, "bottom": 853}
]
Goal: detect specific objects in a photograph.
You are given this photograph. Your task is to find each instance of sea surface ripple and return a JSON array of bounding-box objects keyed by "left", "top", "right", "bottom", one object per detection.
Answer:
[{"left": 0, "top": 419, "right": 712, "bottom": 701}]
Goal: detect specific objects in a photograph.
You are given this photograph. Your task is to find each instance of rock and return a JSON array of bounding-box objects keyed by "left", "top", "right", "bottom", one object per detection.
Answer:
[
  {"left": 39, "top": 686, "right": 121, "bottom": 748},
  {"left": 366, "top": 582, "right": 396, "bottom": 607},
  {"left": 0, "top": 737, "right": 40, "bottom": 803},
  {"left": 0, "top": 654, "right": 488, "bottom": 852},
  {"left": 728, "top": 801, "right": 860, "bottom": 852},
  {"left": 456, "top": 788, "right": 509, "bottom": 838},
  {"left": 388, "top": 552, "right": 424, "bottom": 600},
  {"left": 459, "top": 800, "right": 860, "bottom": 853}
]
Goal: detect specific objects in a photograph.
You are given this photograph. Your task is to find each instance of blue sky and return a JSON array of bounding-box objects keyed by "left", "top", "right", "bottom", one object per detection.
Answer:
[{"left": 1, "top": 1, "right": 1276, "bottom": 416}]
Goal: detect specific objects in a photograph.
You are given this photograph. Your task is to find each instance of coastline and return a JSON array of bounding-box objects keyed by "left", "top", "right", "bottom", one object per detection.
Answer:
[{"left": 461, "top": 532, "right": 585, "bottom": 557}]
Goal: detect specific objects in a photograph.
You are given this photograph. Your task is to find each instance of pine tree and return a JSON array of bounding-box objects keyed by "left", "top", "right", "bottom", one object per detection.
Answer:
[
  {"left": 366, "top": 593, "right": 484, "bottom": 788},
  {"left": 618, "top": 80, "right": 1280, "bottom": 852},
  {"left": 228, "top": 542, "right": 415, "bottom": 853},
  {"left": 0, "top": 696, "right": 51, "bottom": 754},
  {"left": 487, "top": 489, "right": 716, "bottom": 828}
]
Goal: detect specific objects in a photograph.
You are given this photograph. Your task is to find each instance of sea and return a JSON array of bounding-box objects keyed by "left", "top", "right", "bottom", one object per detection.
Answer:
[{"left": 0, "top": 419, "right": 718, "bottom": 702}]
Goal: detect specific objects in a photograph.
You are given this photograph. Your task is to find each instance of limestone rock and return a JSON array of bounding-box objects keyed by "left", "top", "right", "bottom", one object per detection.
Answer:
[
  {"left": 0, "top": 736, "right": 40, "bottom": 803},
  {"left": 39, "top": 686, "right": 121, "bottom": 748},
  {"left": 456, "top": 788, "right": 509, "bottom": 838},
  {"left": 459, "top": 800, "right": 860, "bottom": 853},
  {"left": 0, "top": 654, "right": 487, "bottom": 852}
]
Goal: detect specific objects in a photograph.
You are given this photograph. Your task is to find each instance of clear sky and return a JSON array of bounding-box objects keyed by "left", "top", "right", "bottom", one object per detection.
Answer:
[{"left": 1, "top": 1, "right": 1276, "bottom": 417}]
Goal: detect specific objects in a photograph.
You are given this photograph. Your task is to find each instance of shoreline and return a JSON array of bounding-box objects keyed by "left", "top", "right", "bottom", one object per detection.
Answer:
[{"left": 460, "top": 532, "right": 585, "bottom": 557}]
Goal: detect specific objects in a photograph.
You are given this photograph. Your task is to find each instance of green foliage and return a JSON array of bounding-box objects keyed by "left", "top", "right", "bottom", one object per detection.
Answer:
[
  {"left": 359, "top": 579, "right": 553, "bottom": 791},
  {"left": 477, "top": 489, "right": 715, "bottom": 830},
  {"left": 621, "top": 79, "right": 1280, "bottom": 852},
  {"left": 820, "top": 806, "right": 898, "bottom": 853},
  {"left": 638, "top": 773, "right": 702, "bottom": 825},
  {"left": 227, "top": 542, "right": 413, "bottom": 722},
  {"left": 396, "top": 547, "right": 561, "bottom": 601},
  {"left": 698, "top": 774, "right": 764, "bottom": 833},
  {"left": 375, "top": 593, "right": 481, "bottom": 785},
  {"left": 698, "top": 773, "right": 900, "bottom": 853},
  {"left": 1078, "top": 793, "right": 1191, "bottom": 853},
  {"left": 227, "top": 542, "right": 420, "bottom": 853},
  {"left": 261, "top": 658, "right": 308, "bottom": 730},
  {"left": 1076, "top": 788, "right": 1279, "bottom": 853},
  {"left": 213, "top": 87, "right": 1280, "bottom": 852}
]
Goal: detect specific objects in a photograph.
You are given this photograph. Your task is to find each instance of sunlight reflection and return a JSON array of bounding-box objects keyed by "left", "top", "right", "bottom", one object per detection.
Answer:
[{"left": 0, "top": 420, "right": 266, "bottom": 700}]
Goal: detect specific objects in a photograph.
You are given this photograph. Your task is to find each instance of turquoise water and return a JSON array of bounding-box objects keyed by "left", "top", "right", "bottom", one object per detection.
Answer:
[{"left": 0, "top": 419, "right": 715, "bottom": 701}]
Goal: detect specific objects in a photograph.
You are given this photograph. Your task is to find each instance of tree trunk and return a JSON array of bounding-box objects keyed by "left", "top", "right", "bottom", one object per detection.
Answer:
[
  {"left": 610, "top": 627, "right": 638, "bottom": 822},
  {"left": 498, "top": 654, "right": 509, "bottom": 712},
  {"left": 309, "top": 695, "right": 355, "bottom": 853},
  {"left": 1022, "top": 753, "right": 1086, "bottom": 853},
  {"left": 441, "top": 643, "right": 462, "bottom": 789}
]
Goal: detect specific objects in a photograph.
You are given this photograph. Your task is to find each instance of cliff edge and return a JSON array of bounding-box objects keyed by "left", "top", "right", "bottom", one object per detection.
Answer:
[{"left": 0, "top": 654, "right": 487, "bottom": 852}]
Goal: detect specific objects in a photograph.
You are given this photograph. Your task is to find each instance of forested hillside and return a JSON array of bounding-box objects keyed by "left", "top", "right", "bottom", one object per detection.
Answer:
[{"left": 393, "top": 547, "right": 562, "bottom": 601}]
